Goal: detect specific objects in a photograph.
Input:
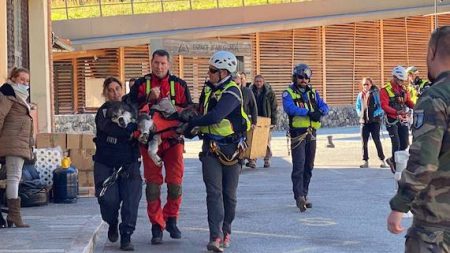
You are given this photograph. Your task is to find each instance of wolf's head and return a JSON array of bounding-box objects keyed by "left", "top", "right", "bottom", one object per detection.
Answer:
[
  {"left": 136, "top": 113, "right": 155, "bottom": 144},
  {"left": 105, "top": 101, "right": 136, "bottom": 128}
]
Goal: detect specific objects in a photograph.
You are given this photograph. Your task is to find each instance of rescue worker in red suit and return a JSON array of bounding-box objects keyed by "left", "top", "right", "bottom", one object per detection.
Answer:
[{"left": 128, "top": 49, "right": 192, "bottom": 245}]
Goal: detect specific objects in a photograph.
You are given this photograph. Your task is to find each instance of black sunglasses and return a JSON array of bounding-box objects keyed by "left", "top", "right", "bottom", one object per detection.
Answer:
[
  {"left": 209, "top": 67, "right": 219, "bottom": 74},
  {"left": 297, "top": 74, "right": 309, "bottom": 80}
]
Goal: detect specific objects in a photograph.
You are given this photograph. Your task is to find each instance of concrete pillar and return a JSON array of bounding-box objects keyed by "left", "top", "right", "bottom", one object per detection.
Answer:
[
  {"left": 0, "top": 2, "right": 7, "bottom": 82},
  {"left": 28, "top": 0, "right": 52, "bottom": 133}
]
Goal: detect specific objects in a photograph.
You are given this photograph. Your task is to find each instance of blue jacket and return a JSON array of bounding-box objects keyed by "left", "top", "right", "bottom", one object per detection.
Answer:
[
  {"left": 355, "top": 86, "right": 383, "bottom": 124},
  {"left": 282, "top": 84, "right": 329, "bottom": 118}
]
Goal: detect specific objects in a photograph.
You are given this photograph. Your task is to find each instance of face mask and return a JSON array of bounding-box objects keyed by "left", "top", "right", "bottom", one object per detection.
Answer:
[{"left": 18, "top": 84, "right": 29, "bottom": 91}]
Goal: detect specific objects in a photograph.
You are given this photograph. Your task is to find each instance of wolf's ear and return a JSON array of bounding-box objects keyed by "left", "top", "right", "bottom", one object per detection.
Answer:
[{"left": 123, "top": 96, "right": 139, "bottom": 112}]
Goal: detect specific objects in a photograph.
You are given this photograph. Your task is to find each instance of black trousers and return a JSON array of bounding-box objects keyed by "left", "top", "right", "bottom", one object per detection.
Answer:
[
  {"left": 201, "top": 141, "right": 240, "bottom": 241},
  {"left": 94, "top": 161, "right": 142, "bottom": 235},
  {"left": 361, "top": 122, "right": 385, "bottom": 161},
  {"left": 386, "top": 120, "right": 410, "bottom": 160},
  {"left": 290, "top": 131, "right": 316, "bottom": 200}
]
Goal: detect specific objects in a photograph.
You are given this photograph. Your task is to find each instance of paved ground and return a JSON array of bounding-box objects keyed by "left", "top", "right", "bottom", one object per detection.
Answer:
[
  {"left": 0, "top": 197, "right": 101, "bottom": 253},
  {"left": 0, "top": 127, "right": 412, "bottom": 253},
  {"left": 96, "top": 127, "right": 411, "bottom": 253}
]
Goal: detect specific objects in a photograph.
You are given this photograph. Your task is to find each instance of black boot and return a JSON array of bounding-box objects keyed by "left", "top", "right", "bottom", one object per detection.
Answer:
[
  {"left": 166, "top": 217, "right": 181, "bottom": 239},
  {"left": 151, "top": 224, "right": 163, "bottom": 245},
  {"left": 108, "top": 223, "right": 119, "bottom": 243},
  {"left": 120, "top": 232, "right": 134, "bottom": 251},
  {"left": 296, "top": 196, "right": 307, "bottom": 212}
]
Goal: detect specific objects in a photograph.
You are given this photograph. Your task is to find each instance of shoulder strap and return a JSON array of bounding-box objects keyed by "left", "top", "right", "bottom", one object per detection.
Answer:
[{"left": 145, "top": 75, "right": 151, "bottom": 95}]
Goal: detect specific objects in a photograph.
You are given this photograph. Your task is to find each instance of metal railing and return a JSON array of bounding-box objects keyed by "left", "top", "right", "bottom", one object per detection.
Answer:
[{"left": 51, "top": 0, "right": 303, "bottom": 20}]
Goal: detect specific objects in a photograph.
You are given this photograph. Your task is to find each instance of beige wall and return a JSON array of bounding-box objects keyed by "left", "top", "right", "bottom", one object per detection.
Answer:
[
  {"left": 29, "top": 0, "right": 52, "bottom": 133},
  {"left": 0, "top": 2, "right": 7, "bottom": 82}
]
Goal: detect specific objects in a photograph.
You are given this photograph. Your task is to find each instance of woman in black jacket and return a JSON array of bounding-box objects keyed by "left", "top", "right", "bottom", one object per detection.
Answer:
[{"left": 93, "top": 77, "right": 142, "bottom": 251}]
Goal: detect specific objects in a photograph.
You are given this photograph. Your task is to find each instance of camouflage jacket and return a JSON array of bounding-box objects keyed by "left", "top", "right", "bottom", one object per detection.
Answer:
[{"left": 390, "top": 71, "right": 450, "bottom": 227}]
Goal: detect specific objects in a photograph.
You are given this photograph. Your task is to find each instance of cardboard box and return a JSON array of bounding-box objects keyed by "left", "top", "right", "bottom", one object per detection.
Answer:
[
  {"left": 70, "top": 149, "right": 95, "bottom": 171},
  {"left": 36, "top": 133, "right": 67, "bottom": 150},
  {"left": 244, "top": 117, "right": 271, "bottom": 159},
  {"left": 78, "top": 171, "right": 94, "bottom": 187},
  {"left": 67, "top": 134, "right": 82, "bottom": 149},
  {"left": 81, "top": 134, "right": 96, "bottom": 149},
  {"left": 67, "top": 133, "right": 96, "bottom": 150},
  {"left": 78, "top": 187, "right": 95, "bottom": 197}
]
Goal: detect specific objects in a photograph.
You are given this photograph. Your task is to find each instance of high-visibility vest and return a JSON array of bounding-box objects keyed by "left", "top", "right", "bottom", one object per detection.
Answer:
[
  {"left": 286, "top": 87, "right": 321, "bottom": 129},
  {"left": 199, "top": 81, "right": 250, "bottom": 137},
  {"left": 407, "top": 85, "right": 418, "bottom": 104},
  {"left": 383, "top": 82, "right": 408, "bottom": 111}
]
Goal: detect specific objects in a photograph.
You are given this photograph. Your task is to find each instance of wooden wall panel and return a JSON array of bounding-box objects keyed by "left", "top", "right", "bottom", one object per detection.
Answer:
[
  {"left": 406, "top": 16, "right": 431, "bottom": 79},
  {"left": 325, "top": 24, "right": 355, "bottom": 105},
  {"left": 180, "top": 56, "right": 209, "bottom": 103},
  {"left": 124, "top": 45, "right": 151, "bottom": 81},
  {"left": 354, "top": 21, "right": 381, "bottom": 96},
  {"left": 76, "top": 49, "right": 119, "bottom": 112},
  {"left": 293, "top": 27, "right": 323, "bottom": 95},
  {"left": 258, "top": 30, "right": 293, "bottom": 99},
  {"left": 383, "top": 18, "right": 408, "bottom": 84},
  {"left": 438, "top": 14, "right": 450, "bottom": 27},
  {"left": 53, "top": 60, "right": 73, "bottom": 114}
]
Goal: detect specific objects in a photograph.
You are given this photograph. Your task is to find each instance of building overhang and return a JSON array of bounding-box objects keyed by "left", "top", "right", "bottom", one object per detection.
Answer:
[{"left": 52, "top": 0, "right": 450, "bottom": 50}]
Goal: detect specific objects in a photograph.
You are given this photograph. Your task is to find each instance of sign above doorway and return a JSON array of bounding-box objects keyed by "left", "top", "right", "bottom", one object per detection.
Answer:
[{"left": 162, "top": 39, "right": 251, "bottom": 57}]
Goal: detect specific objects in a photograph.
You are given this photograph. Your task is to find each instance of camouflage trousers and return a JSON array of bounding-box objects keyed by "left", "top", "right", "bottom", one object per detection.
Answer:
[{"left": 405, "top": 225, "right": 450, "bottom": 253}]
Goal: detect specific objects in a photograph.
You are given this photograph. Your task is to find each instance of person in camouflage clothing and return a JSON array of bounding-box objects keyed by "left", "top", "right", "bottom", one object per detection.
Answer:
[{"left": 387, "top": 26, "right": 450, "bottom": 252}]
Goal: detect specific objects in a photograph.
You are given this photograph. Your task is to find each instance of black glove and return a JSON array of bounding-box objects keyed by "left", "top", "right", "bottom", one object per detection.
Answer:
[
  {"left": 308, "top": 110, "right": 322, "bottom": 122},
  {"left": 177, "top": 123, "right": 198, "bottom": 139}
]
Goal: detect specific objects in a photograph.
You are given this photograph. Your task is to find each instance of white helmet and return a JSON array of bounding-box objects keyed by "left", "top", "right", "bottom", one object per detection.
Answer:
[
  {"left": 392, "top": 66, "right": 407, "bottom": 81},
  {"left": 209, "top": 51, "right": 237, "bottom": 73}
]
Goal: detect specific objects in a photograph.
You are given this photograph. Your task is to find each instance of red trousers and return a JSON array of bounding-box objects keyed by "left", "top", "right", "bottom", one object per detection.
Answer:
[{"left": 140, "top": 140, "right": 184, "bottom": 229}]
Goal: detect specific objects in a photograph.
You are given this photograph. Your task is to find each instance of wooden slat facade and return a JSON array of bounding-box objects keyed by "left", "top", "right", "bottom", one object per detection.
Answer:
[
  {"left": 53, "top": 46, "right": 150, "bottom": 114},
  {"left": 53, "top": 14, "right": 447, "bottom": 113}
]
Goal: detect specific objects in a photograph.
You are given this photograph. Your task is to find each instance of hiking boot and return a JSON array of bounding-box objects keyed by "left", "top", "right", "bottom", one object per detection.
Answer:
[
  {"left": 151, "top": 224, "right": 163, "bottom": 245},
  {"left": 222, "top": 233, "right": 231, "bottom": 248},
  {"left": 380, "top": 159, "right": 389, "bottom": 168},
  {"left": 120, "top": 232, "right": 134, "bottom": 251},
  {"left": 108, "top": 223, "right": 119, "bottom": 243},
  {"left": 166, "top": 217, "right": 181, "bottom": 239},
  {"left": 296, "top": 196, "right": 307, "bottom": 212},
  {"left": 246, "top": 160, "right": 256, "bottom": 169},
  {"left": 207, "top": 238, "right": 223, "bottom": 252},
  {"left": 263, "top": 160, "right": 270, "bottom": 168},
  {"left": 386, "top": 157, "right": 396, "bottom": 174},
  {"left": 359, "top": 160, "right": 368, "bottom": 168}
]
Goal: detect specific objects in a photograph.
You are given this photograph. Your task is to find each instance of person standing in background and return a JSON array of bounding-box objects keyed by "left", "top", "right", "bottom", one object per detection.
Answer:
[
  {"left": 355, "top": 77, "right": 388, "bottom": 169},
  {"left": 0, "top": 67, "right": 32, "bottom": 228},
  {"left": 247, "top": 75, "right": 277, "bottom": 168}
]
